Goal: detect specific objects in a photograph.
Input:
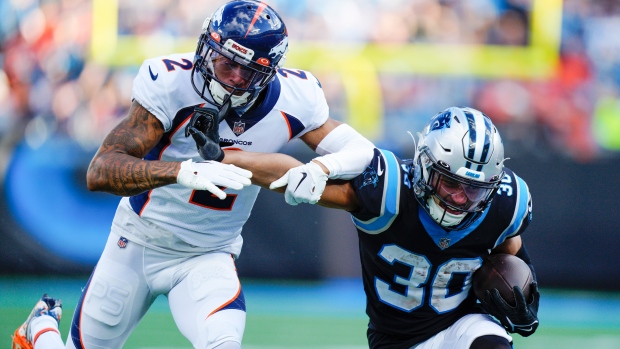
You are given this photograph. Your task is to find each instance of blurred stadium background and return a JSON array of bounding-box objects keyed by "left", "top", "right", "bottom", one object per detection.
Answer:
[{"left": 1, "top": 0, "right": 620, "bottom": 348}]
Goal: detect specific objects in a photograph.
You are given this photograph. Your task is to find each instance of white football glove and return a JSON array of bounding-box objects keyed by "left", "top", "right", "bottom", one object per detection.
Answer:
[
  {"left": 269, "top": 161, "right": 328, "bottom": 206},
  {"left": 177, "top": 159, "right": 252, "bottom": 200}
]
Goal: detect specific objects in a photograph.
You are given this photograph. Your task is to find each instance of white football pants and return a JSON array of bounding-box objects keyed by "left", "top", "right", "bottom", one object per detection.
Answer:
[{"left": 65, "top": 232, "right": 245, "bottom": 349}]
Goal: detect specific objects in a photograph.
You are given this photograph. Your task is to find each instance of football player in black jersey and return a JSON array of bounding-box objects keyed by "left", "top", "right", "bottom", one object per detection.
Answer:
[{"left": 214, "top": 106, "right": 540, "bottom": 349}]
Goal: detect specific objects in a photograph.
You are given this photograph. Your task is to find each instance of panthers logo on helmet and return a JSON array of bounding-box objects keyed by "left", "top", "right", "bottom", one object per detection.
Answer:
[{"left": 429, "top": 111, "right": 452, "bottom": 132}]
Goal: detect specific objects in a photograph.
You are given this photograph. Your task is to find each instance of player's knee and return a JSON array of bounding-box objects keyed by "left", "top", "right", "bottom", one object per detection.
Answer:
[
  {"left": 188, "top": 309, "right": 245, "bottom": 349},
  {"left": 70, "top": 260, "right": 142, "bottom": 348},
  {"left": 470, "top": 335, "right": 512, "bottom": 349}
]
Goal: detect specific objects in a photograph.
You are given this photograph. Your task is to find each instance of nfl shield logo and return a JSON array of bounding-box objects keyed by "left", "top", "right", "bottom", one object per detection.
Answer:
[
  {"left": 117, "top": 237, "right": 129, "bottom": 249},
  {"left": 439, "top": 237, "right": 451, "bottom": 249},
  {"left": 233, "top": 121, "right": 245, "bottom": 136}
]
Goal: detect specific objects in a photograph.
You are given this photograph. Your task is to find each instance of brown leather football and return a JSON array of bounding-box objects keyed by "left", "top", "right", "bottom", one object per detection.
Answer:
[{"left": 472, "top": 253, "right": 533, "bottom": 306}]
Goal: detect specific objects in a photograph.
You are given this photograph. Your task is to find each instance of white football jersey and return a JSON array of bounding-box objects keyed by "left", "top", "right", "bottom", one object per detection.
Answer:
[{"left": 111, "top": 52, "right": 329, "bottom": 257}]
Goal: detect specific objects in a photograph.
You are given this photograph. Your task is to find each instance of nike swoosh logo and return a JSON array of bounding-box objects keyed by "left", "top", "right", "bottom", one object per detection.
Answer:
[
  {"left": 294, "top": 172, "right": 308, "bottom": 192},
  {"left": 149, "top": 66, "right": 158, "bottom": 81},
  {"left": 376, "top": 157, "right": 384, "bottom": 176}
]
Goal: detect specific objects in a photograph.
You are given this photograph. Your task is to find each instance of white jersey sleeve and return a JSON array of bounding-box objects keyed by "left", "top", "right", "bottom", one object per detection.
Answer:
[
  {"left": 132, "top": 53, "right": 198, "bottom": 132},
  {"left": 274, "top": 69, "right": 330, "bottom": 139},
  {"left": 307, "top": 71, "right": 330, "bottom": 135}
]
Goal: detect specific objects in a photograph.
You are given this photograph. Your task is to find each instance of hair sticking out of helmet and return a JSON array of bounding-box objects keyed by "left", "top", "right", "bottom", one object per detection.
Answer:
[
  {"left": 191, "top": 0, "right": 289, "bottom": 116},
  {"left": 412, "top": 107, "right": 505, "bottom": 230}
]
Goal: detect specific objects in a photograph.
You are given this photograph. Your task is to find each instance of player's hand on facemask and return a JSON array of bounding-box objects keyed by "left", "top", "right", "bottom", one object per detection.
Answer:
[
  {"left": 269, "top": 161, "right": 328, "bottom": 206},
  {"left": 480, "top": 281, "right": 540, "bottom": 337},
  {"left": 185, "top": 102, "right": 232, "bottom": 162},
  {"left": 187, "top": 124, "right": 224, "bottom": 161},
  {"left": 177, "top": 159, "right": 252, "bottom": 200}
]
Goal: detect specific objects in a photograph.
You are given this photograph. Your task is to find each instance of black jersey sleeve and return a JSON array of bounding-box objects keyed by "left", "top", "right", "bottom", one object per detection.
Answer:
[
  {"left": 349, "top": 149, "right": 385, "bottom": 219},
  {"left": 490, "top": 168, "right": 533, "bottom": 247},
  {"left": 350, "top": 149, "right": 404, "bottom": 235}
]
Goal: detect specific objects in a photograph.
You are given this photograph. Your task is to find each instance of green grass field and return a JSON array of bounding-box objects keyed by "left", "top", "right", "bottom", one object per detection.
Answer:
[{"left": 2, "top": 276, "right": 620, "bottom": 348}]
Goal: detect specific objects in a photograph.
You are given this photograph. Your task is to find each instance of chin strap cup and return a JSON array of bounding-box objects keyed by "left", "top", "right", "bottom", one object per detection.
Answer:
[{"left": 427, "top": 198, "right": 466, "bottom": 227}]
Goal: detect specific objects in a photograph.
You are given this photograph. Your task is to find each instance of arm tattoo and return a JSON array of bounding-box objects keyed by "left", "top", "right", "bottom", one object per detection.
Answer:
[{"left": 87, "top": 102, "right": 180, "bottom": 196}]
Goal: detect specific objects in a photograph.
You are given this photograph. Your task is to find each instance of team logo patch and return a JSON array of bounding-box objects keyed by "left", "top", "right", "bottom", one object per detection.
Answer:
[
  {"left": 439, "top": 237, "right": 451, "bottom": 249},
  {"left": 117, "top": 237, "right": 129, "bottom": 249},
  {"left": 429, "top": 111, "right": 452, "bottom": 133},
  {"left": 359, "top": 166, "right": 378, "bottom": 189},
  {"left": 233, "top": 121, "right": 246, "bottom": 136},
  {"left": 269, "top": 36, "right": 288, "bottom": 58}
]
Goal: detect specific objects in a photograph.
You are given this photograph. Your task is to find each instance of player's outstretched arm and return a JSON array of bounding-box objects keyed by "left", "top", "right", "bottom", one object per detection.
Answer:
[
  {"left": 271, "top": 118, "right": 374, "bottom": 206},
  {"left": 87, "top": 101, "right": 251, "bottom": 198},
  {"left": 223, "top": 150, "right": 359, "bottom": 212}
]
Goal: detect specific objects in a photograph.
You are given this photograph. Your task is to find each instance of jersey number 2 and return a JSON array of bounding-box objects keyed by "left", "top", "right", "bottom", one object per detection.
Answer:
[
  {"left": 189, "top": 189, "right": 237, "bottom": 211},
  {"left": 376, "top": 244, "right": 482, "bottom": 314}
]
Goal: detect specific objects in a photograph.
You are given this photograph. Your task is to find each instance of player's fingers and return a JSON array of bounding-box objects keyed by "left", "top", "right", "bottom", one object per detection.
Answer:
[
  {"left": 512, "top": 286, "right": 528, "bottom": 309},
  {"left": 216, "top": 178, "right": 245, "bottom": 191},
  {"left": 201, "top": 181, "right": 226, "bottom": 200},
  {"left": 225, "top": 164, "right": 253, "bottom": 179},
  {"left": 283, "top": 191, "right": 299, "bottom": 206},
  {"left": 488, "top": 288, "right": 510, "bottom": 308},
  {"left": 221, "top": 171, "right": 252, "bottom": 187},
  {"left": 530, "top": 281, "right": 540, "bottom": 295},
  {"left": 529, "top": 282, "right": 540, "bottom": 305},
  {"left": 481, "top": 290, "right": 500, "bottom": 314},
  {"left": 189, "top": 127, "right": 207, "bottom": 146},
  {"left": 269, "top": 173, "right": 289, "bottom": 190}
]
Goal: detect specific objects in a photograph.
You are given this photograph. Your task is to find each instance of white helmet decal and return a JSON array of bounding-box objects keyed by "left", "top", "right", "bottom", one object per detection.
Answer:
[
  {"left": 223, "top": 39, "right": 255, "bottom": 60},
  {"left": 269, "top": 36, "right": 288, "bottom": 58}
]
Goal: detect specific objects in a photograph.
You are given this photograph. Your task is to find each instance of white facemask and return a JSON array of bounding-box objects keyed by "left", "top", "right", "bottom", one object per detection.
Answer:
[
  {"left": 427, "top": 198, "right": 466, "bottom": 227},
  {"left": 209, "top": 79, "right": 252, "bottom": 108}
]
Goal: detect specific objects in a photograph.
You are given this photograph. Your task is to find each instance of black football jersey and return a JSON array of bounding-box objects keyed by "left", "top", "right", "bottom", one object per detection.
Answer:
[{"left": 349, "top": 148, "right": 532, "bottom": 346}]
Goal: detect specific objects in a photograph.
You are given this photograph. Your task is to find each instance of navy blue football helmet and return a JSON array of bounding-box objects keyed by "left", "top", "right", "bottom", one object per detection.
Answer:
[{"left": 191, "top": 0, "right": 288, "bottom": 115}]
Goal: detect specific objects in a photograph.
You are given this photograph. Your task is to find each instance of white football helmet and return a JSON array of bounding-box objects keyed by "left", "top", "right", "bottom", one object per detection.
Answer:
[{"left": 413, "top": 107, "right": 506, "bottom": 230}]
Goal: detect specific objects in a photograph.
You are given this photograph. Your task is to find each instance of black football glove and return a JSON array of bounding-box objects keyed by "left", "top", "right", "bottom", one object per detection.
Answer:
[
  {"left": 480, "top": 281, "right": 540, "bottom": 337},
  {"left": 185, "top": 101, "right": 233, "bottom": 162}
]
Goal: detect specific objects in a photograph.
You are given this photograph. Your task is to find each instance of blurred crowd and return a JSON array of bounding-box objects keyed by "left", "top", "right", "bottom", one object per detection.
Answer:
[{"left": 1, "top": 0, "right": 620, "bottom": 162}]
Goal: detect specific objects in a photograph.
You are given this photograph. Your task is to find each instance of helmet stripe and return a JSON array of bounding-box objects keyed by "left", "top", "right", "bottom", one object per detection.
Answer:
[
  {"left": 245, "top": 2, "right": 268, "bottom": 38},
  {"left": 479, "top": 115, "right": 493, "bottom": 164},
  {"left": 464, "top": 109, "right": 493, "bottom": 165},
  {"left": 464, "top": 110, "right": 477, "bottom": 162}
]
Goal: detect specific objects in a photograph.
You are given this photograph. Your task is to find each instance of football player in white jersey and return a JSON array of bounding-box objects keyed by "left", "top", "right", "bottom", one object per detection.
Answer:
[{"left": 11, "top": 1, "right": 374, "bottom": 349}]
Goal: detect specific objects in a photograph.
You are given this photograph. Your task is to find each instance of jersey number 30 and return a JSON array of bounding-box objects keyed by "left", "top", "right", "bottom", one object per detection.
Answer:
[{"left": 376, "top": 244, "right": 482, "bottom": 313}]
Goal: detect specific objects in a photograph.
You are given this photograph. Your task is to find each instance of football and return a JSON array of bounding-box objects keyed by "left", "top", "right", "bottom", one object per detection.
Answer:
[{"left": 472, "top": 253, "right": 533, "bottom": 306}]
